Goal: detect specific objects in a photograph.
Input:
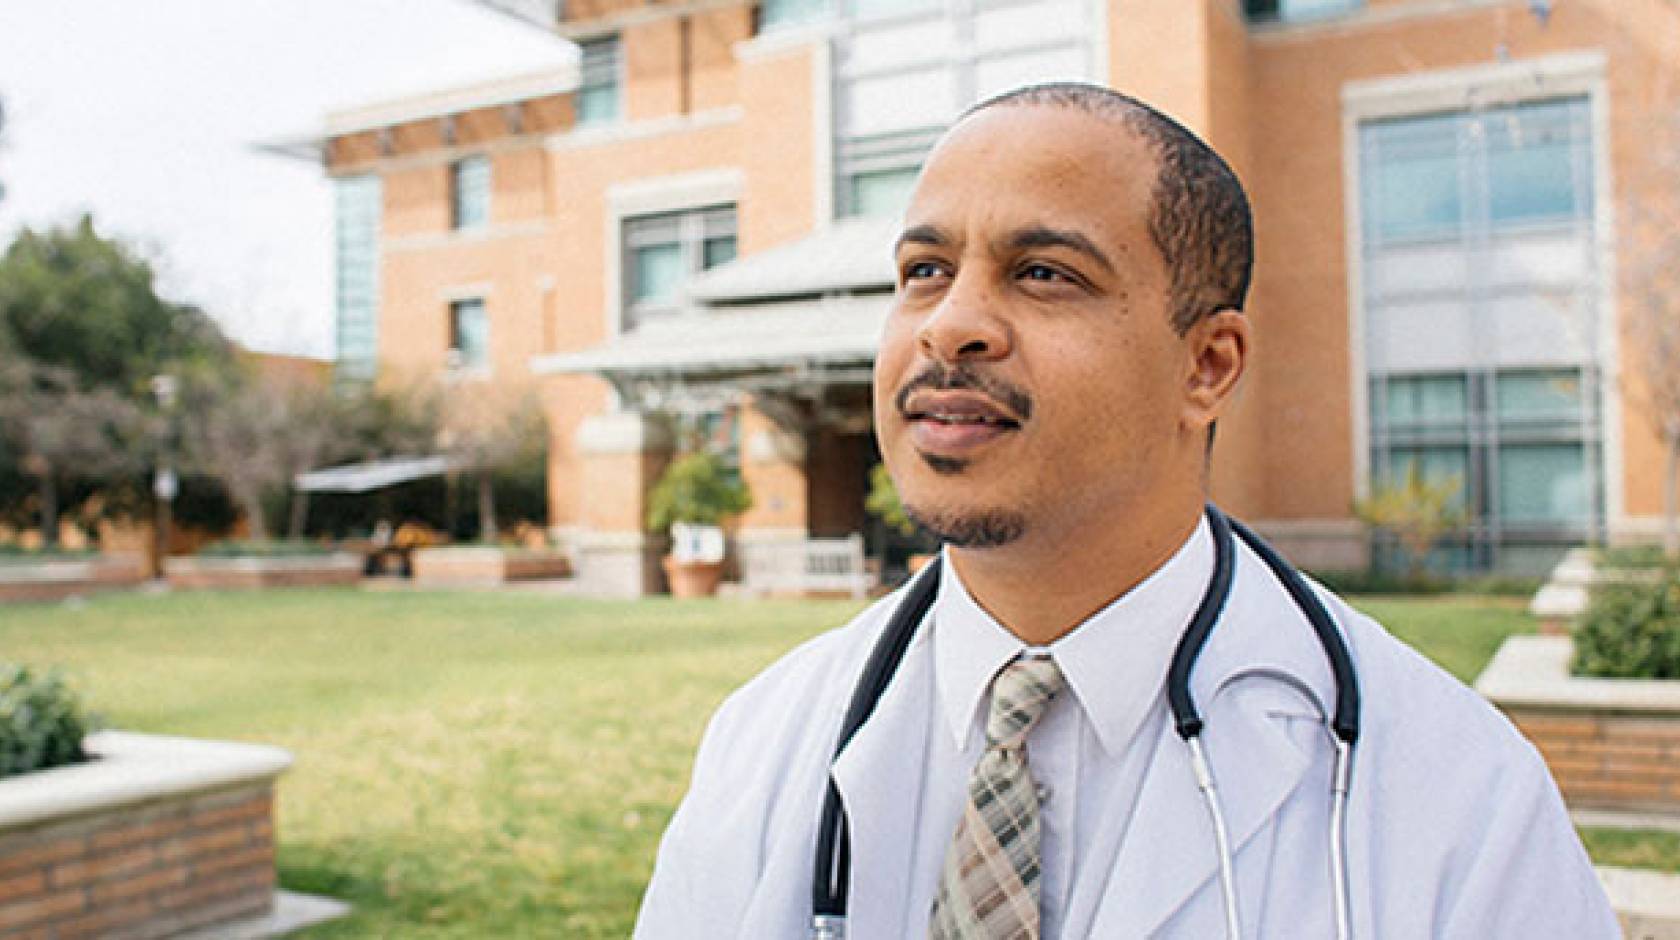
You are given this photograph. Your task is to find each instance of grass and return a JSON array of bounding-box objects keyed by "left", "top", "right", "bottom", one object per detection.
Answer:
[{"left": 2, "top": 588, "right": 1674, "bottom": 935}]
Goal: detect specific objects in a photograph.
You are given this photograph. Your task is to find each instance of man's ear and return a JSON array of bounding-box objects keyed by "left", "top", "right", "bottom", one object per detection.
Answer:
[{"left": 1183, "top": 308, "right": 1249, "bottom": 430}]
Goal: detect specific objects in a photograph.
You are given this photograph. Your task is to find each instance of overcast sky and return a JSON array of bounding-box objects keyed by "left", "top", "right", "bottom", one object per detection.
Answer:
[{"left": 0, "top": 0, "right": 574, "bottom": 360}]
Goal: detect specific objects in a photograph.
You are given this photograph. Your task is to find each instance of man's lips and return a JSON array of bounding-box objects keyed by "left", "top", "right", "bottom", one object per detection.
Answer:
[{"left": 902, "top": 390, "right": 1022, "bottom": 453}]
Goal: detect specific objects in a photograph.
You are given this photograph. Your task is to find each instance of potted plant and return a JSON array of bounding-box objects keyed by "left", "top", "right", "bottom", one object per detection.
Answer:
[
  {"left": 646, "top": 452, "right": 752, "bottom": 598},
  {"left": 866, "top": 463, "right": 937, "bottom": 576}
]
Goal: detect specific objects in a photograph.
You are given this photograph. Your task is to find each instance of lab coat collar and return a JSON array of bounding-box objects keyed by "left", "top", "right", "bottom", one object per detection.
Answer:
[
  {"left": 1092, "top": 538, "right": 1345, "bottom": 936},
  {"left": 931, "top": 518, "right": 1215, "bottom": 756}
]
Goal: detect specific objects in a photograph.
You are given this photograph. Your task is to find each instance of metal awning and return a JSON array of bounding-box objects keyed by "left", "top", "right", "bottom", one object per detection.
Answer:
[
  {"left": 684, "top": 218, "right": 897, "bottom": 304},
  {"left": 531, "top": 292, "right": 890, "bottom": 380},
  {"left": 294, "top": 456, "right": 470, "bottom": 494}
]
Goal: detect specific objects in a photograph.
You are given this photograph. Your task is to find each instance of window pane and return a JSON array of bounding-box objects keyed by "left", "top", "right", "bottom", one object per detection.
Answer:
[
  {"left": 702, "top": 235, "right": 737, "bottom": 270},
  {"left": 451, "top": 300, "right": 489, "bottom": 369},
  {"left": 631, "top": 243, "right": 685, "bottom": 305},
  {"left": 1278, "top": 0, "right": 1360, "bottom": 19},
  {"left": 849, "top": 166, "right": 920, "bottom": 218},
  {"left": 1496, "top": 370, "right": 1583, "bottom": 423},
  {"left": 1499, "top": 443, "right": 1588, "bottom": 523},
  {"left": 760, "top": 0, "right": 832, "bottom": 30},
  {"left": 1385, "top": 374, "right": 1466, "bottom": 427},
  {"left": 577, "top": 84, "right": 619, "bottom": 125},
  {"left": 1362, "top": 111, "right": 1461, "bottom": 242},
  {"left": 578, "top": 37, "right": 620, "bottom": 125},
  {"left": 451, "top": 156, "right": 490, "bottom": 229},
  {"left": 334, "top": 175, "right": 381, "bottom": 380},
  {"left": 1387, "top": 447, "right": 1470, "bottom": 513},
  {"left": 1485, "top": 100, "right": 1586, "bottom": 226}
]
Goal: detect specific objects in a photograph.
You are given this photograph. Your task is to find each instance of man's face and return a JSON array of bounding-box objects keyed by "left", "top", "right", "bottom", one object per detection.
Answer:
[{"left": 872, "top": 105, "right": 1196, "bottom": 550}]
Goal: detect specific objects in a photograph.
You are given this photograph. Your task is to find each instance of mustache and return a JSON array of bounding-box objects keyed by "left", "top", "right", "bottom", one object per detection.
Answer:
[{"left": 893, "top": 363, "right": 1034, "bottom": 422}]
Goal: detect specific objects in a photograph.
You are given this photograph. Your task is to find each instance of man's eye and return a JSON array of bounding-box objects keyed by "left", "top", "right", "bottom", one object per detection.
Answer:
[
  {"left": 1020, "top": 263, "right": 1067, "bottom": 283},
  {"left": 904, "top": 261, "right": 946, "bottom": 281}
]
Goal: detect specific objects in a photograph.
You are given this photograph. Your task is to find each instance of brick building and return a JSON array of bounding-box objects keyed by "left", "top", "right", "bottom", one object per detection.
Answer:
[{"left": 304, "top": 0, "right": 1680, "bottom": 594}]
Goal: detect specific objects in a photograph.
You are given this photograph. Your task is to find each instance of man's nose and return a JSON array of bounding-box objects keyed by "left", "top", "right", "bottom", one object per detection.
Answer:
[{"left": 915, "top": 272, "right": 1012, "bottom": 364}]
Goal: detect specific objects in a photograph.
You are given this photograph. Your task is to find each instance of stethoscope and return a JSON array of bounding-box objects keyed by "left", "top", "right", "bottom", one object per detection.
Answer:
[{"left": 810, "top": 504, "right": 1362, "bottom": 940}]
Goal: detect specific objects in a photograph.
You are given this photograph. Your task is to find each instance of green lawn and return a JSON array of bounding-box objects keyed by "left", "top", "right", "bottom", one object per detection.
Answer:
[{"left": 2, "top": 588, "right": 1672, "bottom": 936}]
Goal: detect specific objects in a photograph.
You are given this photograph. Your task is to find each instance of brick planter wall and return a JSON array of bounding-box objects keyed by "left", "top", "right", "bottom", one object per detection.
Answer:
[
  {"left": 164, "top": 554, "right": 361, "bottom": 590},
  {"left": 0, "top": 732, "right": 291, "bottom": 939},
  {"left": 0, "top": 555, "right": 148, "bottom": 604},
  {"left": 412, "top": 546, "right": 571, "bottom": 586},
  {"left": 1477, "top": 637, "right": 1680, "bottom": 814}
]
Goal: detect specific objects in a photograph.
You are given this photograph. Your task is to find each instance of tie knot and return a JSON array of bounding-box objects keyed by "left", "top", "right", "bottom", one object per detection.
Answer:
[{"left": 985, "top": 656, "right": 1065, "bottom": 750}]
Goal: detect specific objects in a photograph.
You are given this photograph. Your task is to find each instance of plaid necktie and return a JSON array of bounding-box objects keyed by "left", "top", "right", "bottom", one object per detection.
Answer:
[{"left": 930, "top": 655, "right": 1065, "bottom": 940}]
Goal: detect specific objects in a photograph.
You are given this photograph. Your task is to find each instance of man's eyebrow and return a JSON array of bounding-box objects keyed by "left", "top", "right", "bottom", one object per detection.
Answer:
[
  {"left": 894, "top": 224, "right": 948, "bottom": 254},
  {"left": 1005, "top": 226, "right": 1116, "bottom": 275}
]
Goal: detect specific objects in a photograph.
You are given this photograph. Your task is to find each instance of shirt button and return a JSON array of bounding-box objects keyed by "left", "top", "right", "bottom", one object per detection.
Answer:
[{"left": 1037, "top": 783, "right": 1052, "bottom": 803}]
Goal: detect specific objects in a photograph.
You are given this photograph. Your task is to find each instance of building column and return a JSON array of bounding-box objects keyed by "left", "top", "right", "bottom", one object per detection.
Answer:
[
  {"left": 573, "top": 410, "right": 673, "bottom": 596},
  {"left": 735, "top": 405, "right": 813, "bottom": 595}
]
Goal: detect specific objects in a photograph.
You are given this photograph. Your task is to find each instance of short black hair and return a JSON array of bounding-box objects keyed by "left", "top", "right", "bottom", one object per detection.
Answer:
[{"left": 963, "top": 82, "right": 1254, "bottom": 334}]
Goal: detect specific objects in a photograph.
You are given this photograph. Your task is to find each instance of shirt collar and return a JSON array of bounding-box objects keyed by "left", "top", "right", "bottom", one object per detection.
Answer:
[{"left": 932, "top": 517, "right": 1215, "bottom": 755}]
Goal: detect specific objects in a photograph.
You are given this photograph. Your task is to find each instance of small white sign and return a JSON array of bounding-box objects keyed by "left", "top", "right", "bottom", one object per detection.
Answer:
[{"left": 671, "top": 523, "right": 726, "bottom": 563}]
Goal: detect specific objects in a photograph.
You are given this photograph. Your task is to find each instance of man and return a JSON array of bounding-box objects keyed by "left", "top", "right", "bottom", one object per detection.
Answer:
[{"left": 635, "top": 84, "right": 1617, "bottom": 938}]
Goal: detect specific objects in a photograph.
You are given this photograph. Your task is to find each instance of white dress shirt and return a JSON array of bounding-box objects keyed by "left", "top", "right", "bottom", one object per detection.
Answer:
[{"left": 924, "top": 519, "right": 1213, "bottom": 938}]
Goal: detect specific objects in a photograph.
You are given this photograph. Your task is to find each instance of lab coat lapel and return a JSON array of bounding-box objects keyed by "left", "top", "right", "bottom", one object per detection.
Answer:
[
  {"left": 1090, "top": 675, "right": 1315, "bottom": 936},
  {"left": 829, "top": 644, "right": 933, "bottom": 939}
]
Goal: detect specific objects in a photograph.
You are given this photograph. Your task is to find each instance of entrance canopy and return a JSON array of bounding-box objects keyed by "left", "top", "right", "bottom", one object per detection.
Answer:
[{"left": 294, "top": 456, "right": 470, "bottom": 494}]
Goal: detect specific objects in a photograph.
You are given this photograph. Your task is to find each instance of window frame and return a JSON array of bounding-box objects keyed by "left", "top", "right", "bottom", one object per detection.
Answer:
[
  {"left": 449, "top": 155, "right": 491, "bottom": 231},
  {"left": 447, "top": 297, "right": 491, "bottom": 373},
  {"left": 577, "top": 35, "right": 623, "bottom": 127},
  {"left": 620, "top": 204, "right": 739, "bottom": 331}
]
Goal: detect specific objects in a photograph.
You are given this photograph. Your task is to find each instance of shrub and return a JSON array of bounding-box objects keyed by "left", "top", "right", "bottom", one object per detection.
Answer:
[
  {"left": 196, "top": 539, "right": 330, "bottom": 558},
  {"left": 645, "top": 453, "right": 751, "bottom": 533},
  {"left": 0, "top": 664, "right": 94, "bottom": 777},
  {"left": 1572, "top": 567, "right": 1680, "bottom": 679}
]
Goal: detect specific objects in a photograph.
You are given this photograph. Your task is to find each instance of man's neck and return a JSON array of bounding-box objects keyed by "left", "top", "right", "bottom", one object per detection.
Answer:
[{"left": 946, "top": 498, "right": 1204, "bottom": 646}]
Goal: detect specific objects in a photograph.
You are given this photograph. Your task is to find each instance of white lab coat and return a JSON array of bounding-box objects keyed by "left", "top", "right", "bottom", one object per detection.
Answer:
[{"left": 636, "top": 544, "right": 1618, "bottom": 938}]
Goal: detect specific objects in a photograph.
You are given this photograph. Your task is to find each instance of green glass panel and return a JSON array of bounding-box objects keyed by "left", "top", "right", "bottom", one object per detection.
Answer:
[
  {"left": 1384, "top": 375, "right": 1467, "bottom": 427},
  {"left": 452, "top": 300, "right": 489, "bottom": 369},
  {"left": 1498, "top": 443, "right": 1588, "bottom": 524},
  {"left": 848, "top": 167, "right": 920, "bottom": 218},
  {"left": 1496, "top": 370, "right": 1583, "bottom": 423},
  {"left": 702, "top": 235, "right": 737, "bottom": 270},
  {"left": 761, "top": 0, "right": 832, "bottom": 28},
  {"left": 577, "top": 84, "right": 619, "bottom": 126},
  {"left": 1387, "top": 447, "right": 1470, "bottom": 513},
  {"left": 1277, "top": 0, "right": 1360, "bottom": 19},
  {"left": 451, "top": 157, "right": 490, "bottom": 229},
  {"left": 631, "top": 243, "right": 684, "bottom": 305}
]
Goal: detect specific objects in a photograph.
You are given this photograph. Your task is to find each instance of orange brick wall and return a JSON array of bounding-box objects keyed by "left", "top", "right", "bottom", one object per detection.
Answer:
[
  {"left": 1506, "top": 708, "right": 1680, "bottom": 812},
  {"left": 0, "top": 784, "right": 277, "bottom": 939}
]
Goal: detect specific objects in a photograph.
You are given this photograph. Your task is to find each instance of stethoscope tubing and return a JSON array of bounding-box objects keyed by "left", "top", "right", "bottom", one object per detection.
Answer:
[{"left": 810, "top": 504, "right": 1361, "bottom": 939}]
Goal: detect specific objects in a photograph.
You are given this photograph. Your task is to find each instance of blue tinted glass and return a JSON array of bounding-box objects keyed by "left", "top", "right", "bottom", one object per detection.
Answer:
[
  {"left": 632, "top": 243, "right": 685, "bottom": 305},
  {"left": 1496, "top": 370, "right": 1583, "bottom": 423},
  {"left": 1499, "top": 443, "right": 1588, "bottom": 523},
  {"left": 1278, "top": 0, "right": 1360, "bottom": 19},
  {"left": 334, "top": 175, "right": 381, "bottom": 378},
  {"left": 1384, "top": 375, "right": 1467, "bottom": 427},
  {"left": 761, "top": 0, "right": 832, "bottom": 28},
  {"left": 451, "top": 157, "right": 490, "bottom": 229},
  {"left": 1484, "top": 99, "right": 1586, "bottom": 226},
  {"left": 452, "top": 300, "right": 489, "bottom": 369},
  {"left": 849, "top": 167, "right": 920, "bottom": 218},
  {"left": 1363, "top": 111, "right": 1462, "bottom": 241},
  {"left": 1387, "top": 446, "right": 1471, "bottom": 514}
]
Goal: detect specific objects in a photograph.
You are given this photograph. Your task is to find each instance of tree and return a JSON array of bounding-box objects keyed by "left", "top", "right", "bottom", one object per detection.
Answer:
[
  {"left": 0, "top": 218, "right": 230, "bottom": 547},
  {"left": 435, "top": 379, "right": 546, "bottom": 543},
  {"left": 0, "top": 360, "right": 152, "bottom": 548},
  {"left": 1355, "top": 463, "right": 1469, "bottom": 581},
  {"left": 0, "top": 217, "right": 230, "bottom": 398}
]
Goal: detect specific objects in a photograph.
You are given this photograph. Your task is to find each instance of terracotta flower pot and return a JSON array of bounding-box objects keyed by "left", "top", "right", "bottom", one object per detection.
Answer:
[{"left": 663, "top": 556, "right": 726, "bottom": 598}]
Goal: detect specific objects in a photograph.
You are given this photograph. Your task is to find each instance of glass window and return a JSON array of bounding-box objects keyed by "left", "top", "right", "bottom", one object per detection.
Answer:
[
  {"left": 449, "top": 299, "right": 489, "bottom": 370},
  {"left": 1483, "top": 100, "right": 1587, "bottom": 226},
  {"left": 759, "top": 0, "right": 832, "bottom": 30},
  {"left": 1362, "top": 112, "right": 1461, "bottom": 242},
  {"left": 1498, "top": 443, "right": 1588, "bottom": 524},
  {"left": 849, "top": 166, "right": 920, "bottom": 218},
  {"left": 630, "top": 243, "right": 685, "bottom": 306},
  {"left": 1496, "top": 370, "right": 1583, "bottom": 424},
  {"left": 1246, "top": 0, "right": 1361, "bottom": 21},
  {"left": 1387, "top": 446, "right": 1471, "bottom": 514},
  {"left": 333, "top": 175, "right": 381, "bottom": 383},
  {"left": 1385, "top": 374, "right": 1467, "bottom": 428},
  {"left": 622, "top": 204, "right": 738, "bottom": 329},
  {"left": 450, "top": 156, "right": 490, "bottom": 230},
  {"left": 577, "top": 36, "right": 621, "bottom": 126}
]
